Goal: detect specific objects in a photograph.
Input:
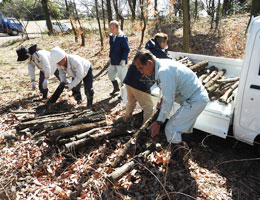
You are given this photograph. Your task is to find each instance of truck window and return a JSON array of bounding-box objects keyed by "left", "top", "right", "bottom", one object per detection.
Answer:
[{"left": 259, "top": 64, "right": 260, "bottom": 75}]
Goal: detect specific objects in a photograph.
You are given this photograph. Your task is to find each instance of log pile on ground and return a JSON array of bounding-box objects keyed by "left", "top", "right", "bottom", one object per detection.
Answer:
[{"left": 176, "top": 56, "right": 239, "bottom": 104}]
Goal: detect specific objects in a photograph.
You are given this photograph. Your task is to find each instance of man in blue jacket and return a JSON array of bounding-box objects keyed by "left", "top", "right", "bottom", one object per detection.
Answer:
[{"left": 108, "top": 20, "right": 130, "bottom": 95}]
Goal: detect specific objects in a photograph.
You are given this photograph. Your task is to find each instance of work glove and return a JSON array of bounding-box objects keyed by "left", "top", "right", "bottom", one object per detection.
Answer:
[
  {"left": 31, "top": 81, "right": 36, "bottom": 90},
  {"left": 42, "top": 79, "right": 48, "bottom": 89},
  {"left": 120, "top": 60, "right": 126, "bottom": 66}
]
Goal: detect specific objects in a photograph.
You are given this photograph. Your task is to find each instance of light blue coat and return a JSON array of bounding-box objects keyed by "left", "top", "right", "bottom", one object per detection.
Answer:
[{"left": 154, "top": 58, "right": 209, "bottom": 143}]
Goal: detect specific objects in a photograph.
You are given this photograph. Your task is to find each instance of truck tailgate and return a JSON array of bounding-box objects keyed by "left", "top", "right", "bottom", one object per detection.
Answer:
[{"left": 168, "top": 52, "right": 243, "bottom": 138}]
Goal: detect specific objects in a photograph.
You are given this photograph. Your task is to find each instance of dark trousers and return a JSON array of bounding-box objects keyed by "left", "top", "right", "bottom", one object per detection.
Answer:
[
  {"left": 72, "top": 67, "right": 94, "bottom": 101},
  {"left": 39, "top": 69, "right": 60, "bottom": 97}
]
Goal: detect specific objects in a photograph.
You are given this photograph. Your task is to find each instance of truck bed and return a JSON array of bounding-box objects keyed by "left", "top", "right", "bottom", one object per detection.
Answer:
[{"left": 168, "top": 51, "right": 243, "bottom": 138}]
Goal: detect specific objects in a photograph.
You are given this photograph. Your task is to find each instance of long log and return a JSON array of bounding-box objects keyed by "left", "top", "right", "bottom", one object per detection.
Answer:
[
  {"left": 65, "top": 127, "right": 132, "bottom": 150},
  {"left": 58, "top": 126, "right": 112, "bottom": 145},
  {"left": 18, "top": 110, "right": 106, "bottom": 132},
  {"left": 48, "top": 121, "right": 106, "bottom": 140},
  {"left": 189, "top": 60, "right": 208, "bottom": 72},
  {"left": 107, "top": 144, "right": 155, "bottom": 182},
  {"left": 205, "top": 69, "right": 226, "bottom": 89},
  {"left": 219, "top": 81, "right": 239, "bottom": 104},
  {"left": 111, "top": 110, "right": 160, "bottom": 168},
  {"left": 217, "top": 77, "right": 239, "bottom": 83}
]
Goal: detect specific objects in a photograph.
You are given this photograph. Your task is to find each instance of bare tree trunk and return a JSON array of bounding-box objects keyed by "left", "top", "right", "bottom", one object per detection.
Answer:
[
  {"left": 113, "top": 0, "right": 124, "bottom": 30},
  {"left": 210, "top": 0, "right": 215, "bottom": 29},
  {"left": 65, "top": 0, "right": 78, "bottom": 42},
  {"left": 101, "top": 0, "right": 106, "bottom": 31},
  {"left": 95, "top": 0, "right": 104, "bottom": 49},
  {"left": 106, "top": 0, "right": 113, "bottom": 24},
  {"left": 215, "top": 0, "right": 221, "bottom": 30},
  {"left": 182, "top": 0, "right": 190, "bottom": 53},
  {"left": 73, "top": 0, "right": 85, "bottom": 46},
  {"left": 128, "top": 0, "right": 137, "bottom": 21},
  {"left": 138, "top": 0, "right": 146, "bottom": 49},
  {"left": 194, "top": 0, "right": 198, "bottom": 20},
  {"left": 154, "top": 0, "right": 158, "bottom": 17},
  {"left": 41, "top": 0, "right": 53, "bottom": 34}
]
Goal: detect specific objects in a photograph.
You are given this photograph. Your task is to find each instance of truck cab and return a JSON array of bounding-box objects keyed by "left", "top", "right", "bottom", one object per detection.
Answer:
[
  {"left": 0, "top": 13, "right": 23, "bottom": 36},
  {"left": 166, "top": 16, "right": 260, "bottom": 152}
]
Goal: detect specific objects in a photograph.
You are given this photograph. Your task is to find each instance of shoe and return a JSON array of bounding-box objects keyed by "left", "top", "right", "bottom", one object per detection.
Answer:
[
  {"left": 110, "top": 80, "right": 119, "bottom": 96},
  {"left": 170, "top": 142, "right": 189, "bottom": 165}
]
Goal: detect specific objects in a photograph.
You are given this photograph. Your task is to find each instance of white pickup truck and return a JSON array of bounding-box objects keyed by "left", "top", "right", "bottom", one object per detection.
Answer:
[{"left": 167, "top": 16, "right": 260, "bottom": 152}]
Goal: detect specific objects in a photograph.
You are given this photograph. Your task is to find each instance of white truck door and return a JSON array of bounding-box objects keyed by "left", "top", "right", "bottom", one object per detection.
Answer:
[{"left": 239, "top": 30, "right": 260, "bottom": 142}]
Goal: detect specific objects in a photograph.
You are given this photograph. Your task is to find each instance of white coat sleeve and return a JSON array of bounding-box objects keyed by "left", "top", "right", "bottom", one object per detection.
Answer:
[
  {"left": 157, "top": 70, "right": 176, "bottom": 123},
  {"left": 28, "top": 61, "right": 36, "bottom": 82},
  {"left": 40, "top": 54, "right": 51, "bottom": 79},
  {"left": 68, "top": 61, "right": 84, "bottom": 89},
  {"left": 58, "top": 66, "right": 67, "bottom": 83}
]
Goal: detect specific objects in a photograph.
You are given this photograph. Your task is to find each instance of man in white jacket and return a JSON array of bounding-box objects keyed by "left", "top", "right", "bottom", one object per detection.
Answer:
[
  {"left": 16, "top": 44, "right": 59, "bottom": 99},
  {"left": 134, "top": 50, "right": 209, "bottom": 162},
  {"left": 49, "top": 47, "right": 94, "bottom": 107}
]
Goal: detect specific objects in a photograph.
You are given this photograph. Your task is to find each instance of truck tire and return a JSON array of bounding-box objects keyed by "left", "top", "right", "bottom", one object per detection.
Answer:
[{"left": 10, "top": 29, "right": 19, "bottom": 36}]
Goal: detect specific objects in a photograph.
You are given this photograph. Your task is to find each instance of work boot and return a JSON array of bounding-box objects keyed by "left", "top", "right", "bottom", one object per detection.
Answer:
[
  {"left": 42, "top": 90, "right": 48, "bottom": 100},
  {"left": 87, "top": 95, "right": 93, "bottom": 108},
  {"left": 74, "top": 94, "right": 82, "bottom": 104},
  {"left": 110, "top": 80, "right": 119, "bottom": 96},
  {"left": 170, "top": 142, "right": 189, "bottom": 166}
]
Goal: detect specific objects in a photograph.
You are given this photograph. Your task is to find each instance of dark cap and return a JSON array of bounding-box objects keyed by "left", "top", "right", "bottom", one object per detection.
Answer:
[
  {"left": 16, "top": 46, "right": 30, "bottom": 61},
  {"left": 28, "top": 44, "right": 37, "bottom": 55}
]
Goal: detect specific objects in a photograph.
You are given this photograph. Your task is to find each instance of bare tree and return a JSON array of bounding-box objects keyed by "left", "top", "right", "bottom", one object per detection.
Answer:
[
  {"left": 154, "top": 0, "right": 157, "bottom": 17},
  {"left": 128, "top": 0, "right": 137, "bottom": 21},
  {"left": 41, "top": 0, "right": 53, "bottom": 34},
  {"left": 101, "top": 0, "right": 106, "bottom": 31},
  {"left": 182, "top": 0, "right": 190, "bottom": 53},
  {"left": 73, "top": 0, "right": 85, "bottom": 46},
  {"left": 65, "top": 0, "right": 78, "bottom": 42},
  {"left": 95, "top": 0, "right": 104, "bottom": 49},
  {"left": 106, "top": 0, "right": 113, "bottom": 24},
  {"left": 138, "top": 0, "right": 146, "bottom": 49},
  {"left": 215, "top": 0, "right": 221, "bottom": 30},
  {"left": 194, "top": 0, "right": 198, "bottom": 20},
  {"left": 112, "top": 0, "right": 124, "bottom": 30}
]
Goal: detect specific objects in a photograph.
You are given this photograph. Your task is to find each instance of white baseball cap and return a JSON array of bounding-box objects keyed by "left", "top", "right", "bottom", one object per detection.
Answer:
[{"left": 50, "top": 46, "right": 67, "bottom": 64}]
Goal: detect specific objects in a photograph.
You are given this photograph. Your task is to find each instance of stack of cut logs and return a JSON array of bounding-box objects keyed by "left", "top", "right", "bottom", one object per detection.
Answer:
[
  {"left": 175, "top": 56, "right": 239, "bottom": 104},
  {"left": 14, "top": 101, "right": 160, "bottom": 186}
]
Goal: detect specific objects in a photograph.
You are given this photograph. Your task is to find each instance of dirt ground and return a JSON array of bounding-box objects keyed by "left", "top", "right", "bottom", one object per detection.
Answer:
[{"left": 0, "top": 15, "right": 260, "bottom": 199}]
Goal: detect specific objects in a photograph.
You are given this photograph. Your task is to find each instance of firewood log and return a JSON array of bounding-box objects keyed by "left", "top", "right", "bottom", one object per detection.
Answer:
[
  {"left": 48, "top": 121, "right": 106, "bottom": 140},
  {"left": 58, "top": 126, "right": 112, "bottom": 145},
  {"left": 65, "top": 127, "right": 133, "bottom": 150},
  {"left": 203, "top": 69, "right": 219, "bottom": 84},
  {"left": 219, "top": 81, "right": 239, "bottom": 104},
  {"left": 217, "top": 77, "right": 239, "bottom": 83},
  {"left": 107, "top": 144, "right": 155, "bottom": 182},
  {"left": 205, "top": 69, "right": 226, "bottom": 89},
  {"left": 207, "top": 83, "right": 219, "bottom": 93},
  {"left": 111, "top": 110, "right": 160, "bottom": 168},
  {"left": 189, "top": 60, "right": 208, "bottom": 72}
]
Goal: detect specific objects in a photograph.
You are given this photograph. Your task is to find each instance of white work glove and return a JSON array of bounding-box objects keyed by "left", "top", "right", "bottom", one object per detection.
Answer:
[
  {"left": 120, "top": 60, "right": 126, "bottom": 66},
  {"left": 42, "top": 79, "right": 48, "bottom": 89},
  {"left": 31, "top": 81, "right": 36, "bottom": 90}
]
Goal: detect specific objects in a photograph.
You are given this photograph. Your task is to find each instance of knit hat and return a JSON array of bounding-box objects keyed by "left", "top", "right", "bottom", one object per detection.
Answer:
[{"left": 50, "top": 46, "right": 67, "bottom": 64}]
